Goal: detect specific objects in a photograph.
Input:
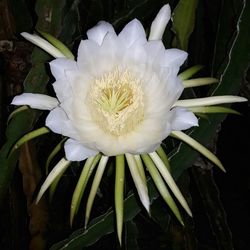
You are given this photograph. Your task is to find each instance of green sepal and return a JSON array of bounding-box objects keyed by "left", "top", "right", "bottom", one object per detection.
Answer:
[
  {"left": 115, "top": 155, "right": 125, "bottom": 245},
  {"left": 70, "top": 154, "right": 101, "bottom": 226},
  {"left": 9, "top": 127, "right": 50, "bottom": 156},
  {"left": 37, "top": 30, "right": 75, "bottom": 59},
  {"left": 183, "top": 77, "right": 218, "bottom": 88},
  {"left": 189, "top": 106, "right": 241, "bottom": 115},
  {"left": 171, "top": 131, "right": 225, "bottom": 172},
  {"left": 7, "top": 106, "right": 29, "bottom": 124},
  {"left": 36, "top": 158, "right": 71, "bottom": 203},
  {"left": 179, "top": 65, "right": 203, "bottom": 80},
  {"left": 46, "top": 138, "right": 66, "bottom": 175},
  {"left": 85, "top": 156, "right": 109, "bottom": 228},
  {"left": 141, "top": 154, "right": 184, "bottom": 226}
]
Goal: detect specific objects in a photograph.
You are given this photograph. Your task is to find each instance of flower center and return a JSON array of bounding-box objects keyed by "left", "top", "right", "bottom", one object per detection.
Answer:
[{"left": 88, "top": 68, "right": 144, "bottom": 136}]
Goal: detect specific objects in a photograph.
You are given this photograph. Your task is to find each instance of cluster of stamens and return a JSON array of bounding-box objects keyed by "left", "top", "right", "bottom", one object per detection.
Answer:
[{"left": 87, "top": 68, "right": 144, "bottom": 136}]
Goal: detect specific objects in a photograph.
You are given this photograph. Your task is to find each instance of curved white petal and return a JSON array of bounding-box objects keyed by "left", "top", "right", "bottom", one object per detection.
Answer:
[
  {"left": 77, "top": 39, "right": 100, "bottom": 70},
  {"left": 87, "top": 21, "right": 115, "bottom": 45},
  {"left": 45, "top": 107, "right": 78, "bottom": 139},
  {"left": 64, "top": 139, "right": 98, "bottom": 161},
  {"left": 149, "top": 4, "right": 171, "bottom": 41},
  {"left": 169, "top": 107, "right": 198, "bottom": 131},
  {"left": 159, "top": 48, "right": 188, "bottom": 68},
  {"left": 21, "top": 32, "right": 65, "bottom": 58},
  {"left": 118, "top": 19, "right": 147, "bottom": 48},
  {"left": 36, "top": 158, "right": 71, "bottom": 203},
  {"left": 11, "top": 93, "right": 58, "bottom": 110},
  {"left": 144, "top": 40, "right": 165, "bottom": 64},
  {"left": 49, "top": 58, "right": 77, "bottom": 80}
]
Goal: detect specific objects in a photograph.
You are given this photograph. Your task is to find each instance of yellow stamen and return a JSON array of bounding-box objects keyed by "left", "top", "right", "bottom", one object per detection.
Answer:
[{"left": 87, "top": 68, "right": 144, "bottom": 136}]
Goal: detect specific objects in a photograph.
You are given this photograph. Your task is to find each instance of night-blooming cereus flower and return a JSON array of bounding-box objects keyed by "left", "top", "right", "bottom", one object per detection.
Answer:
[
  {"left": 11, "top": 4, "right": 247, "bottom": 244},
  {"left": 14, "top": 7, "right": 198, "bottom": 160}
]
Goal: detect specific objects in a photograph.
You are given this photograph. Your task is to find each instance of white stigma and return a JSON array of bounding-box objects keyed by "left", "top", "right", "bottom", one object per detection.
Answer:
[{"left": 88, "top": 68, "right": 144, "bottom": 136}]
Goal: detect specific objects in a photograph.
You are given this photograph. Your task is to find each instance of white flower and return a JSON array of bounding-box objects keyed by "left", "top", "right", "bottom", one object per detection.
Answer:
[
  {"left": 11, "top": 5, "right": 247, "bottom": 242},
  {"left": 12, "top": 6, "right": 198, "bottom": 161}
]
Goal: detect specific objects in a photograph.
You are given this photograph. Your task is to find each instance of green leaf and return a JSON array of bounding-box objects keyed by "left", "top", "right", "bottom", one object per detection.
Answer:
[
  {"left": 50, "top": 177, "right": 159, "bottom": 250},
  {"left": 125, "top": 220, "right": 139, "bottom": 249},
  {"left": 0, "top": 0, "right": 80, "bottom": 205},
  {"left": 172, "top": 0, "right": 198, "bottom": 50},
  {"left": 170, "top": 0, "right": 250, "bottom": 179}
]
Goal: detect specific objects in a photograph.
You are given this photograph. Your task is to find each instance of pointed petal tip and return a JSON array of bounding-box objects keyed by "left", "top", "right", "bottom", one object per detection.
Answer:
[{"left": 149, "top": 4, "right": 171, "bottom": 41}]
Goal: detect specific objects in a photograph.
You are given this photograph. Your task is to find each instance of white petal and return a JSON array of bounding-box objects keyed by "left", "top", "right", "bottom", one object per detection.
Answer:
[
  {"left": 159, "top": 48, "right": 188, "bottom": 68},
  {"left": 64, "top": 139, "right": 98, "bottom": 161},
  {"left": 169, "top": 107, "right": 198, "bottom": 131},
  {"left": 118, "top": 19, "right": 147, "bottom": 48},
  {"left": 122, "top": 44, "right": 147, "bottom": 66},
  {"left": 87, "top": 21, "right": 115, "bottom": 45},
  {"left": 77, "top": 40, "right": 101, "bottom": 75},
  {"left": 144, "top": 40, "right": 165, "bottom": 64},
  {"left": 45, "top": 107, "right": 78, "bottom": 139},
  {"left": 11, "top": 93, "right": 58, "bottom": 110},
  {"left": 49, "top": 58, "right": 77, "bottom": 80},
  {"left": 149, "top": 4, "right": 171, "bottom": 40},
  {"left": 77, "top": 39, "right": 99, "bottom": 63},
  {"left": 125, "top": 153, "right": 150, "bottom": 212},
  {"left": 21, "top": 32, "right": 65, "bottom": 58},
  {"left": 52, "top": 79, "right": 72, "bottom": 102}
]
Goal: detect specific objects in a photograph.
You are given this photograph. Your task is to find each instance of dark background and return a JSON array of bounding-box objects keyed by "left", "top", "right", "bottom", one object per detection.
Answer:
[{"left": 0, "top": 0, "right": 249, "bottom": 249}]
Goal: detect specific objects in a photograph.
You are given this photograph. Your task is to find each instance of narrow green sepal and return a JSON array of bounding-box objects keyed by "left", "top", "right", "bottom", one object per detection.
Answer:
[
  {"left": 183, "top": 77, "right": 218, "bottom": 88},
  {"left": 37, "top": 30, "right": 75, "bottom": 60},
  {"left": 189, "top": 106, "right": 241, "bottom": 115},
  {"left": 7, "top": 105, "right": 29, "bottom": 124},
  {"left": 70, "top": 154, "right": 101, "bottom": 226},
  {"left": 49, "top": 167, "right": 67, "bottom": 202},
  {"left": 9, "top": 127, "right": 50, "bottom": 156},
  {"left": 125, "top": 153, "right": 150, "bottom": 214},
  {"left": 141, "top": 154, "right": 184, "bottom": 226},
  {"left": 179, "top": 65, "right": 203, "bottom": 80},
  {"left": 115, "top": 155, "right": 125, "bottom": 245},
  {"left": 171, "top": 131, "right": 226, "bottom": 172},
  {"left": 149, "top": 152, "right": 192, "bottom": 217},
  {"left": 36, "top": 158, "right": 71, "bottom": 203},
  {"left": 85, "top": 156, "right": 109, "bottom": 228},
  {"left": 156, "top": 146, "right": 171, "bottom": 171},
  {"left": 46, "top": 138, "right": 66, "bottom": 175}
]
